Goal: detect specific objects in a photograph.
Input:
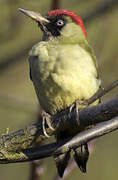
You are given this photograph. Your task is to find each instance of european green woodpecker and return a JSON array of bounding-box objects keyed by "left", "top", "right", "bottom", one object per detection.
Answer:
[{"left": 19, "top": 8, "right": 101, "bottom": 177}]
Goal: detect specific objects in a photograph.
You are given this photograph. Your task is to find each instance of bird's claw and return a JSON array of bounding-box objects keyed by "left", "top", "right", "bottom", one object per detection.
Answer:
[
  {"left": 41, "top": 111, "right": 54, "bottom": 137},
  {"left": 69, "top": 100, "right": 81, "bottom": 126}
]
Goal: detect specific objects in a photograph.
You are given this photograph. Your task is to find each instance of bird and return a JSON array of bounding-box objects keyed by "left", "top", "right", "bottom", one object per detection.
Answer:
[{"left": 19, "top": 8, "right": 101, "bottom": 177}]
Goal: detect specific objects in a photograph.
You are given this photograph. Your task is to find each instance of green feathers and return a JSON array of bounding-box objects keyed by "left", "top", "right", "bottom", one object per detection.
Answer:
[
  {"left": 27, "top": 10, "right": 101, "bottom": 177},
  {"left": 29, "top": 38, "right": 100, "bottom": 115}
]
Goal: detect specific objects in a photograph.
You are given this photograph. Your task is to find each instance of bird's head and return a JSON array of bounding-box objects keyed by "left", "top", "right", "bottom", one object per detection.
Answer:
[{"left": 19, "top": 8, "right": 87, "bottom": 43}]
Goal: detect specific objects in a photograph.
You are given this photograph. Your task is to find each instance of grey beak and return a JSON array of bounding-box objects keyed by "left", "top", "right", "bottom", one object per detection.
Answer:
[{"left": 19, "top": 8, "right": 50, "bottom": 24}]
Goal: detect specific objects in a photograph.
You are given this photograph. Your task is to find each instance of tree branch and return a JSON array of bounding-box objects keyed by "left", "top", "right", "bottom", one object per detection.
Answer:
[
  {"left": 23, "top": 116, "right": 118, "bottom": 161},
  {"left": 0, "top": 95, "right": 118, "bottom": 163},
  {"left": 0, "top": 115, "right": 118, "bottom": 163}
]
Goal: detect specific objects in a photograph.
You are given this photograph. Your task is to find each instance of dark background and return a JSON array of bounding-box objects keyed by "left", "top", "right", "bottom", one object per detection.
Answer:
[{"left": 0, "top": 0, "right": 118, "bottom": 179}]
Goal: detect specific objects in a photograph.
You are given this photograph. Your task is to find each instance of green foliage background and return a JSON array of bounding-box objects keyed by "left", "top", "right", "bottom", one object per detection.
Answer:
[{"left": 0, "top": 0, "right": 118, "bottom": 179}]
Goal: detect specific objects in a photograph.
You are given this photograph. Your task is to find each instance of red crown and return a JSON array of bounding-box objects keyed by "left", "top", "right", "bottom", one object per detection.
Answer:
[{"left": 48, "top": 9, "right": 87, "bottom": 38}]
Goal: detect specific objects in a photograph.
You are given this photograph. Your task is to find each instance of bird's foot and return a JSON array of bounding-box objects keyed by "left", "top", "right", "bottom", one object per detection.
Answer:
[
  {"left": 69, "top": 100, "right": 84, "bottom": 126},
  {"left": 41, "top": 110, "right": 54, "bottom": 137}
]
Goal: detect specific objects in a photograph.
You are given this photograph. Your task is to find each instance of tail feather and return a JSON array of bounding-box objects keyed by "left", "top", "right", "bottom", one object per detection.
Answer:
[
  {"left": 74, "top": 143, "right": 89, "bottom": 173},
  {"left": 53, "top": 151, "right": 70, "bottom": 177}
]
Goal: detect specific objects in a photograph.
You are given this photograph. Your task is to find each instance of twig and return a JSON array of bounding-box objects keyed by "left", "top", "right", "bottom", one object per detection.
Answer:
[
  {"left": 84, "top": 79, "right": 118, "bottom": 106},
  {"left": 22, "top": 116, "right": 118, "bottom": 161},
  {"left": 0, "top": 115, "right": 118, "bottom": 164},
  {"left": 0, "top": 96, "right": 118, "bottom": 163}
]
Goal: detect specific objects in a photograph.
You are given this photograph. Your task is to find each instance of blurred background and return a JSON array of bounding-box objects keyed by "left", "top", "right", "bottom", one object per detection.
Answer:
[{"left": 0, "top": 0, "right": 118, "bottom": 179}]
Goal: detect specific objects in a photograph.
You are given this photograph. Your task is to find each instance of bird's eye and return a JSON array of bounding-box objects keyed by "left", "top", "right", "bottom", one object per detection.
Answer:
[{"left": 56, "top": 19, "right": 64, "bottom": 26}]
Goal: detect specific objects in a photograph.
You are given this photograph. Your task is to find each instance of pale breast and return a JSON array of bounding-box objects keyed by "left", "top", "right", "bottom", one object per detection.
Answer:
[{"left": 29, "top": 42, "right": 100, "bottom": 115}]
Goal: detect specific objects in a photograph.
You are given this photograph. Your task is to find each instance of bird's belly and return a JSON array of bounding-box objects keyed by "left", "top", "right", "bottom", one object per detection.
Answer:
[
  {"left": 33, "top": 66, "right": 99, "bottom": 115},
  {"left": 31, "top": 43, "right": 100, "bottom": 115}
]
